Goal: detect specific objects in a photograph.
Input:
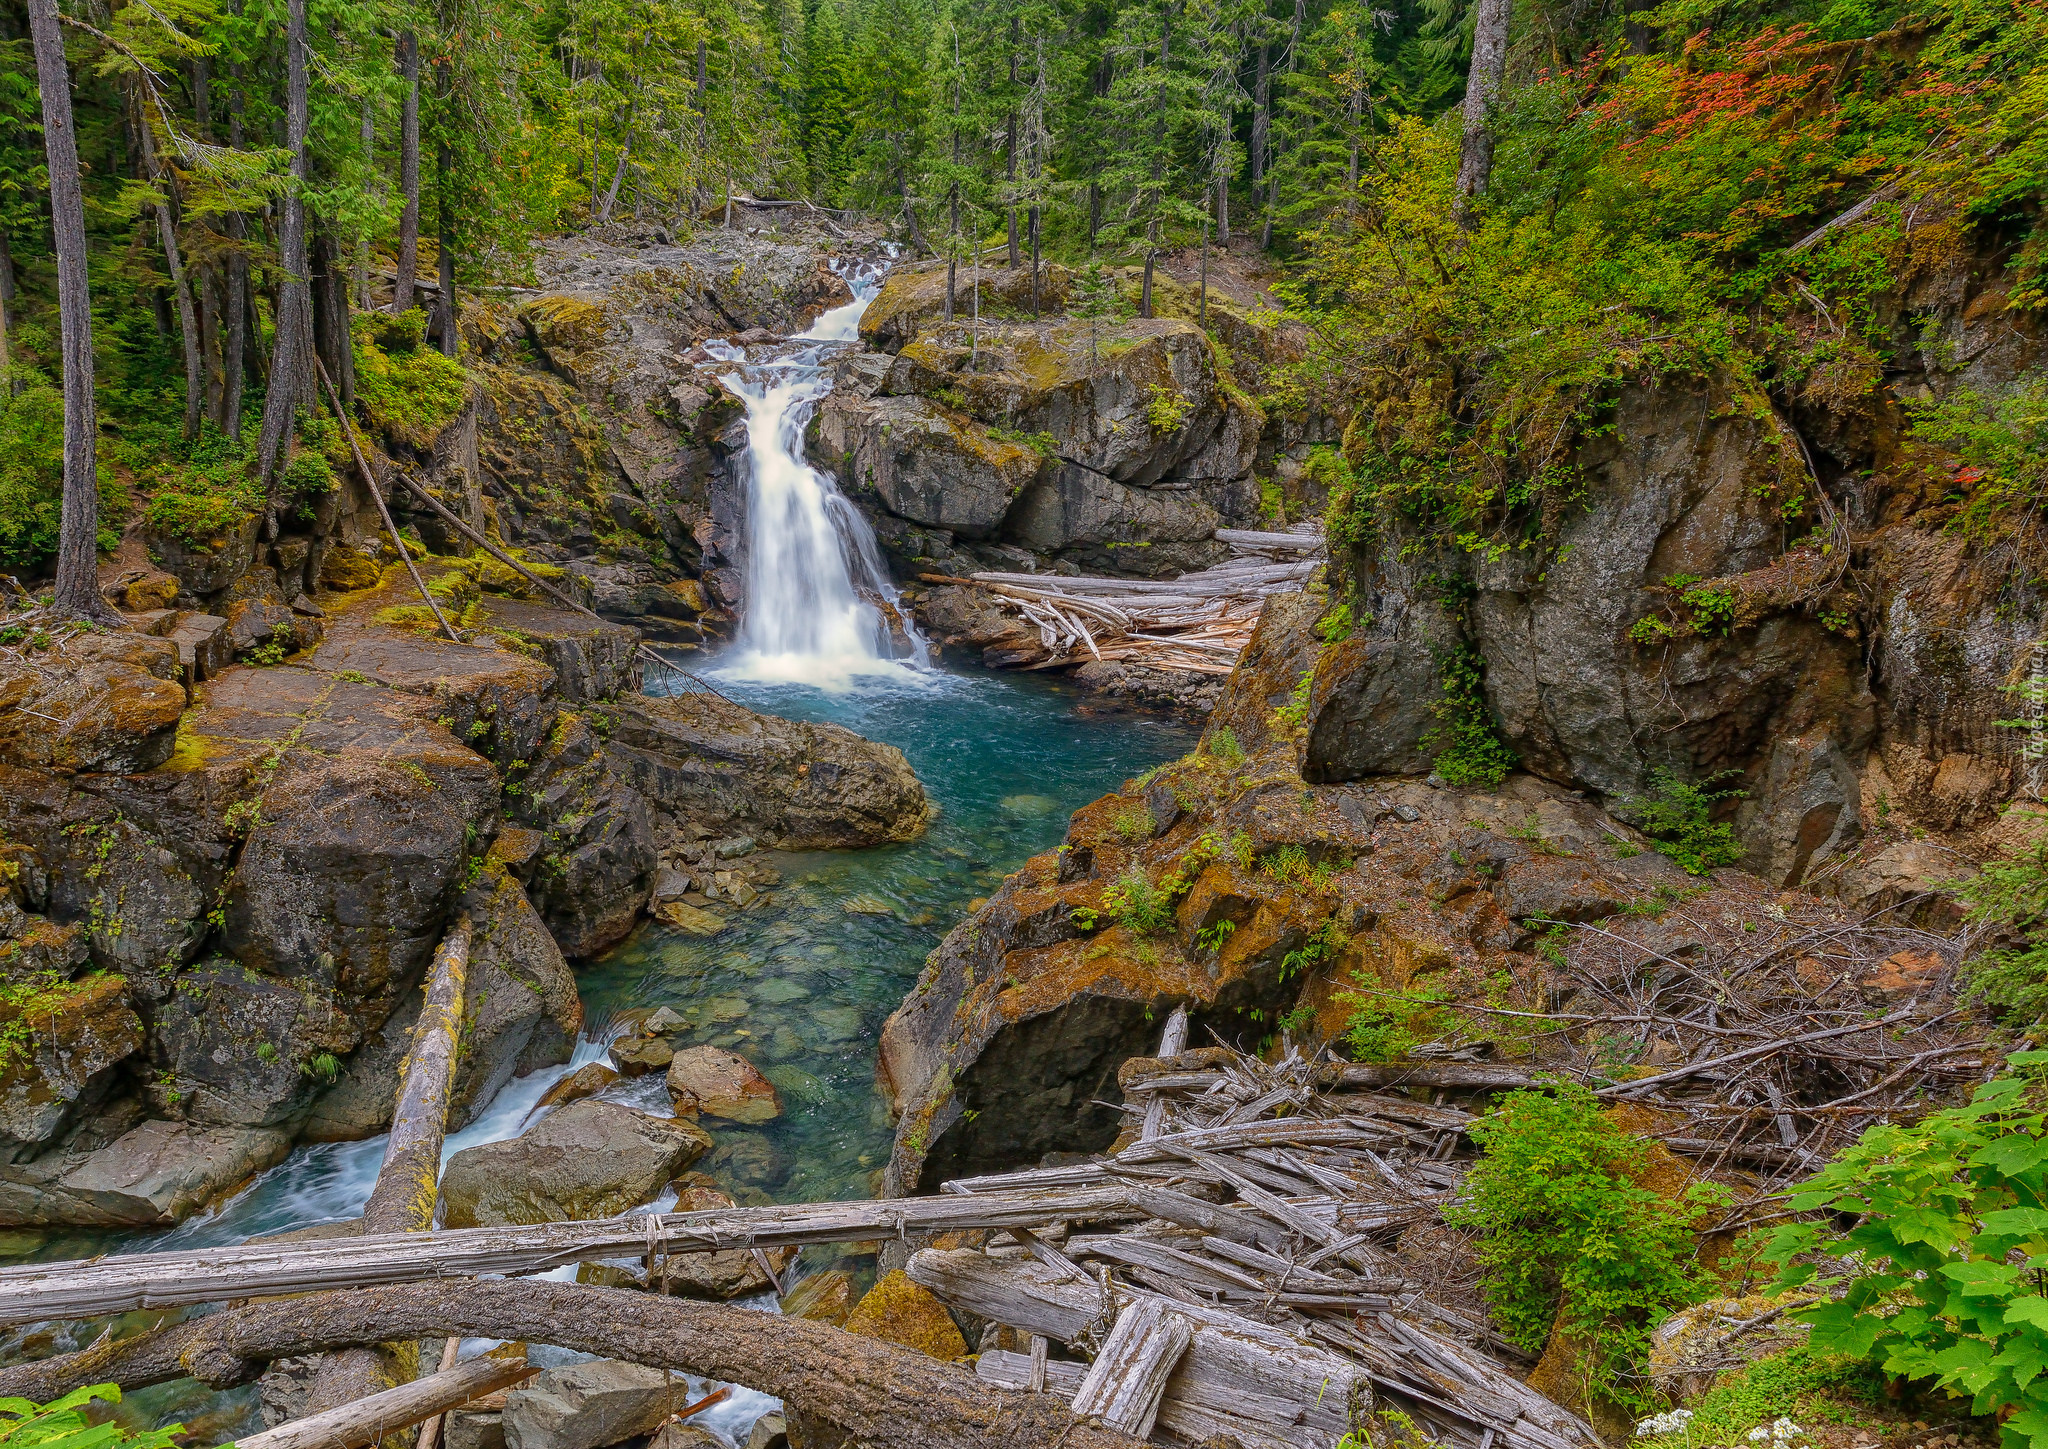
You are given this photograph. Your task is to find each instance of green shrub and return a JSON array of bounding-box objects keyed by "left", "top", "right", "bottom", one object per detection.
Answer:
[
  {"left": 1767, "top": 1053, "right": 2048, "bottom": 1445},
  {"left": 1334, "top": 974, "right": 1453, "bottom": 1062},
  {"left": 1272, "top": 669, "right": 1314, "bottom": 730},
  {"left": 0, "top": 387, "right": 123, "bottom": 566},
  {"left": 1623, "top": 768, "right": 1746, "bottom": 875},
  {"left": 282, "top": 448, "right": 337, "bottom": 497},
  {"left": 144, "top": 487, "right": 253, "bottom": 542},
  {"left": 1447, "top": 1081, "right": 1729, "bottom": 1411},
  {"left": 1316, "top": 601, "right": 1357, "bottom": 642},
  {"left": 0, "top": 1382, "right": 184, "bottom": 1449},
  {"left": 1954, "top": 817, "right": 2048, "bottom": 1023},
  {"left": 1206, "top": 727, "right": 1245, "bottom": 765},
  {"left": 1112, "top": 806, "right": 1153, "bottom": 843},
  {"left": 1916, "top": 378, "right": 2048, "bottom": 549},
  {"left": 1428, "top": 646, "right": 1517, "bottom": 789},
  {"left": 1090, "top": 866, "right": 1175, "bottom": 936}
]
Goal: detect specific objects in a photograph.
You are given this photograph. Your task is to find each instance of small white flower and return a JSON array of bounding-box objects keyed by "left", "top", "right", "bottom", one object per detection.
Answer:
[{"left": 1750, "top": 1429, "right": 1772, "bottom": 1442}]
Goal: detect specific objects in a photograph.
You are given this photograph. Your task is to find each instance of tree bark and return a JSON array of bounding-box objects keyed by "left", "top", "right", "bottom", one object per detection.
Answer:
[
  {"left": 0, "top": 1185, "right": 1134, "bottom": 1328},
  {"left": 241, "top": 1355, "right": 534, "bottom": 1449},
  {"left": 394, "top": 31, "right": 421, "bottom": 313},
  {"left": 135, "top": 103, "right": 204, "bottom": 442},
  {"left": 303, "top": 918, "right": 470, "bottom": 1423},
  {"left": 223, "top": 65, "right": 250, "bottom": 435},
  {"left": 0, "top": 1281, "right": 1153, "bottom": 1449},
  {"left": 310, "top": 227, "right": 355, "bottom": 411},
  {"left": 1455, "top": 0, "right": 1512, "bottom": 214},
  {"left": 28, "top": 0, "right": 116, "bottom": 621},
  {"left": 256, "top": 0, "right": 313, "bottom": 483}
]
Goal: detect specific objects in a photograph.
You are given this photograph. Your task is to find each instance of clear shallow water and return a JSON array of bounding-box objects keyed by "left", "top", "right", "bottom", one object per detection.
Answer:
[{"left": 582, "top": 664, "right": 1197, "bottom": 1205}]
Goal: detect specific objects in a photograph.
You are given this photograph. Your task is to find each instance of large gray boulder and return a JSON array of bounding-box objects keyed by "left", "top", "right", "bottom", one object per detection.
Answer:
[
  {"left": 0, "top": 1119, "right": 291, "bottom": 1227},
  {"left": 1004, "top": 462, "right": 1226, "bottom": 576},
  {"left": 814, "top": 393, "right": 1042, "bottom": 538},
  {"left": 605, "top": 692, "right": 931, "bottom": 850},
  {"left": 438, "top": 1099, "right": 710, "bottom": 1227},
  {"left": 0, "top": 632, "right": 187, "bottom": 775},
  {"left": 503, "top": 1361, "right": 683, "bottom": 1449},
  {"left": 511, "top": 711, "right": 660, "bottom": 959}
]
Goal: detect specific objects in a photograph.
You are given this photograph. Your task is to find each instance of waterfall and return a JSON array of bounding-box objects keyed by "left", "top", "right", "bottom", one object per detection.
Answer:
[{"left": 715, "top": 258, "right": 929, "bottom": 688}]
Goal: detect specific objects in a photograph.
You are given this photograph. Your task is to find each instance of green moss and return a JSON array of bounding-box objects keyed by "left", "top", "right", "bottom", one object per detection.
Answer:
[{"left": 352, "top": 310, "right": 471, "bottom": 446}]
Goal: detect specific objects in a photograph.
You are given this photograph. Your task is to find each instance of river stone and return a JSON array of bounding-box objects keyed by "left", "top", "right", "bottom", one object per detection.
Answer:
[
  {"left": 648, "top": 1427, "right": 721, "bottom": 1449},
  {"left": 502, "top": 1360, "right": 682, "bottom": 1449},
  {"left": 511, "top": 711, "right": 659, "bottom": 958},
  {"left": 666, "top": 1046, "right": 781, "bottom": 1123},
  {"left": 0, "top": 631, "right": 187, "bottom": 775},
  {"left": 610, "top": 1033, "right": 675, "bottom": 1076},
  {"left": 652, "top": 900, "right": 725, "bottom": 936},
  {"left": 779, "top": 1270, "right": 855, "bottom": 1326},
  {"left": 745, "top": 1416, "right": 788, "bottom": 1449},
  {"left": 446, "top": 1410, "right": 504, "bottom": 1449},
  {"left": 750, "top": 978, "right": 809, "bottom": 1004},
  {"left": 533, "top": 1061, "right": 619, "bottom": 1113},
  {"left": 438, "top": 1099, "right": 710, "bottom": 1227},
  {"left": 811, "top": 1007, "right": 863, "bottom": 1044},
  {"left": 653, "top": 1180, "right": 795, "bottom": 1299},
  {"left": 0, "top": 1119, "right": 292, "bottom": 1227},
  {"left": 603, "top": 693, "right": 932, "bottom": 851}
]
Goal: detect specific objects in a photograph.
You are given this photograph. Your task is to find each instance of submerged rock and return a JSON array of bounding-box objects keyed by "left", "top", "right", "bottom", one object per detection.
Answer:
[
  {"left": 666, "top": 1046, "right": 782, "bottom": 1124},
  {"left": 438, "top": 1098, "right": 710, "bottom": 1226},
  {"left": 841, "top": 1269, "right": 966, "bottom": 1360}
]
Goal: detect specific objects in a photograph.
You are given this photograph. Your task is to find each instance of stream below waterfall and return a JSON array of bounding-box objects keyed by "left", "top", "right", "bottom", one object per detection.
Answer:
[{"left": 0, "top": 254, "right": 1199, "bottom": 1446}]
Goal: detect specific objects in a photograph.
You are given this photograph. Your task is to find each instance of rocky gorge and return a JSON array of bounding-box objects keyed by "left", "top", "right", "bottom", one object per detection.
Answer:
[{"left": 0, "top": 202, "right": 2040, "bottom": 1449}]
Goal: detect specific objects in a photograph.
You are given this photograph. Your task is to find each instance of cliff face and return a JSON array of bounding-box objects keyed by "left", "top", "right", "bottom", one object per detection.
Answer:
[{"left": 1302, "top": 240, "right": 2046, "bottom": 886}]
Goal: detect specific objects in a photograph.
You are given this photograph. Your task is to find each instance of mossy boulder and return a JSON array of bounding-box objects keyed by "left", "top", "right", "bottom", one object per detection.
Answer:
[
  {"left": 841, "top": 1269, "right": 968, "bottom": 1360},
  {"left": 0, "top": 631, "right": 187, "bottom": 775},
  {"left": 0, "top": 972, "right": 143, "bottom": 1156},
  {"left": 814, "top": 392, "right": 1043, "bottom": 538}
]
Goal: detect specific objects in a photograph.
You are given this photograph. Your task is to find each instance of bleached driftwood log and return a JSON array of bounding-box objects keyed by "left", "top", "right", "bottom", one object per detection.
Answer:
[
  {"left": 235, "top": 1352, "right": 533, "bottom": 1449},
  {"left": 0, "top": 1186, "right": 1136, "bottom": 1326},
  {"left": 1068, "top": 1299, "right": 1192, "bottom": 1438},
  {"left": 929, "top": 524, "right": 1325, "bottom": 674},
  {"left": 302, "top": 915, "right": 471, "bottom": 1420}
]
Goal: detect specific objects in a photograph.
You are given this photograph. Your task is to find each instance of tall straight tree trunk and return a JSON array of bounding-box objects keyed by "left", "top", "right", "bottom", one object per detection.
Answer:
[
  {"left": 1263, "top": 0, "right": 1304, "bottom": 250},
  {"left": 1455, "top": 0, "right": 1511, "bottom": 214},
  {"left": 435, "top": 99, "right": 457, "bottom": 361},
  {"left": 394, "top": 31, "right": 421, "bottom": 312},
  {"left": 1251, "top": 40, "right": 1268, "bottom": 190},
  {"left": 137, "top": 103, "right": 205, "bottom": 441},
  {"left": 223, "top": 63, "right": 250, "bottom": 435},
  {"left": 1004, "top": 18, "right": 1018, "bottom": 268},
  {"left": 28, "top": 0, "right": 115, "bottom": 621},
  {"left": 356, "top": 95, "right": 374, "bottom": 308},
  {"left": 0, "top": 222, "right": 16, "bottom": 398},
  {"left": 311, "top": 227, "right": 354, "bottom": 409},
  {"left": 193, "top": 58, "right": 225, "bottom": 425},
  {"left": 257, "top": 0, "right": 312, "bottom": 484}
]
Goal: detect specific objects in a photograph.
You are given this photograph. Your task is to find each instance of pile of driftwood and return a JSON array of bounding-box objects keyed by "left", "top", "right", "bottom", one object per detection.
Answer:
[{"left": 927, "top": 526, "right": 1324, "bottom": 674}]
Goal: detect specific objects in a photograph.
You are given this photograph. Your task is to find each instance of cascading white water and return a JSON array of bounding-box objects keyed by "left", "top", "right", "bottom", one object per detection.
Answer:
[{"left": 715, "top": 258, "right": 930, "bottom": 688}]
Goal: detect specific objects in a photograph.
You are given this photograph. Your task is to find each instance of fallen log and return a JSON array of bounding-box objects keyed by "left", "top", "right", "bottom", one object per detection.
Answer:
[
  {"left": 235, "top": 1351, "right": 534, "bottom": 1449},
  {"left": 0, "top": 1280, "right": 1152, "bottom": 1449},
  {"left": 303, "top": 916, "right": 472, "bottom": 1418},
  {"left": 0, "top": 1186, "right": 1137, "bottom": 1326}
]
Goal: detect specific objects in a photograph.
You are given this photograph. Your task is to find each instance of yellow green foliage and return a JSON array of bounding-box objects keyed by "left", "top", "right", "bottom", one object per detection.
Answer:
[{"left": 352, "top": 309, "right": 471, "bottom": 447}]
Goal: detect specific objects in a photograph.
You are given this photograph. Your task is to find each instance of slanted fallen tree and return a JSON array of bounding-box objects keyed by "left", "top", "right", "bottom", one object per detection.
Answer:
[{"left": 0, "top": 1280, "right": 1152, "bottom": 1449}]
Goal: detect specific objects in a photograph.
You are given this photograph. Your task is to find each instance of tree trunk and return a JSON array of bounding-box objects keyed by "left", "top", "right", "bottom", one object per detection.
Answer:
[
  {"left": 1251, "top": 41, "right": 1268, "bottom": 189},
  {"left": 0, "top": 1280, "right": 1155, "bottom": 1449},
  {"left": 137, "top": 106, "right": 205, "bottom": 441},
  {"left": 356, "top": 95, "right": 374, "bottom": 308},
  {"left": 394, "top": 31, "right": 421, "bottom": 312},
  {"left": 193, "top": 59, "right": 225, "bottom": 425},
  {"left": 27, "top": 0, "right": 116, "bottom": 622},
  {"left": 310, "top": 227, "right": 355, "bottom": 412},
  {"left": 242, "top": 1355, "right": 533, "bottom": 1449},
  {"left": 256, "top": 0, "right": 312, "bottom": 483},
  {"left": 223, "top": 65, "right": 250, "bottom": 435},
  {"left": 1455, "top": 0, "right": 1512, "bottom": 214},
  {"left": 436, "top": 142, "right": 456, "bottom": 358},
  {"left": 0, "top": 222, "right": 16, "bottom": 399},
  {"left": 1004, "top": 19, "right": 1019, "bottom": 268}
]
